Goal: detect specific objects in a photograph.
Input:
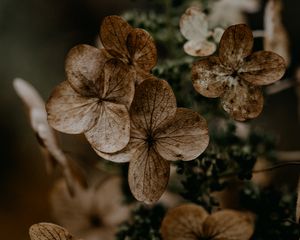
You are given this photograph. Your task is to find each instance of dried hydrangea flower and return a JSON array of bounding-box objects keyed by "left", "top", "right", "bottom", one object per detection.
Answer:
[
  {"left": 51, "top": 176, "right": 130, "bottom": 240},
  {"left": 264, "top": 0, "right": 290, "bottom": 66},
  {"left": 13, "top": 78, "right": 86, "bottom": 195},
  {"left": 180, "top": 6, "right": 224, "bottom": 57},
  {"left": 100, "top": 15, "right": 157, "bottom": 84},
  {"left": 47, "top": 58, "right": 135, "bottom": 154},
  {"left": 29, "top": 223, "right": 79, "bottom": 240},
  {"left": 208, "top": 0, "right": 260, "bottom": 28},
  {"left": 161, "top": 204, "right": 254, "bottom": 240},
  {"left": 96, "top": 78, "right": 209, "bottom": 203},
  {"left": 192, "top": 24, "right": 286, "bottom": 121}
]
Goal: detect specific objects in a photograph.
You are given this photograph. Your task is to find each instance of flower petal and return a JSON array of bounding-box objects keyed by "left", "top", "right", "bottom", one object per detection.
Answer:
[
  {"left": 101, "top": 59, "right": 135, "bottom": 108},
  {"left": 180, "top": 6, "right": 209, "bottom": 41},
  {"left": 161, "top": 204, "right": 209, "bottom": 240},
  {"left": 85, "top": 101, "right": 130, "bottom": 153},
  {"left": 192, "top": 56, "right": 231, "bottom": 98},
  {"left": 155, "top": 108, "right": 209, "bottom": 161},
  {"left": 29, "top": 223, "right": 76, "bottom": 240},
  {"left": 130, "top": 78, "right": 177, "bottom": 133},
  {"left": 203, "top": 210, "right": 254, "bottom": 240},
  {"left": 100, "top": 15, "right": 132, "bottom": 59},
  {"left": 128, "top": 147, "right": 170, "bottom": 204},
  {"left": 219, "top": 24, "right": 253, "bottom": 69},
  {"left": 221, "top": 79, "right": 264, "bottom": 121},
  {"left": 184, "top": 40, "right": 216, "bottom": 57},
  {"left": 46, "top": 81, "right": 99, "bottom": 134},
  {"left": 65, "top": 44, "right": 110, "bottom": 96},
  {"left": 126, "top": 28, "right": 157, "bottom": 71},
  {"left": 239, "top": 51, "right": 286, "bottom": 85}
]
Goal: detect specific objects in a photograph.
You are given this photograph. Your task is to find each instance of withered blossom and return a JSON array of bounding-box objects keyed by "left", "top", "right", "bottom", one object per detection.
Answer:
[
  {"left": 161, "top": 204, "right": 254, "bottom": 240},
  {"left": 180, "top": 6, "right": 224, "bottom": 57},
  {"left": 50, "top": 176, "right": 130, "bottom": 240},
  {"left": 46, "top": 59, "right": 135, "bottom": 154},
  {"left": 13, "top": 78, "right": 86, "bottom": 195},
  {"left": 29, "top": 223, "right": 79, "bottom": 240},
  {"left": 100, "top": 15, "right": 157, "bottom": 84},
  {"left": 95, "top": 78, "right": 209, "bottom": 203},
  {"left": 192, "top": 24, "right": 286, "bottom": 121},
  {"left": 264, "top": 0, "right": 290, "bottom": 66}
]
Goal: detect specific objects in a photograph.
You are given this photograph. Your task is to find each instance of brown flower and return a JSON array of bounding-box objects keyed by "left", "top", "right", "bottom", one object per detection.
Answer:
[
  {"left": 161, "top": 204, "right": 254, "bottom": 240},
  {"left": 46, "top": 58, "right": 135, "bottom": 154},
  {"left": 50, "top": 176, "right": 130, "bottom": 240},
  {"left": 192, "top": 24, "right": 286, "bottom": 121},
  {"left": 100, "top": 15, "right": 157, "bottom": 84},
  {"left": 29, "top": 223, "right": 79, "bottom": 240},
  {"left": 13, "top": 78, "right": 86, "bottom": 195},
  {"left": 95, "top": 78, "right": 209, "bottom": 203}
]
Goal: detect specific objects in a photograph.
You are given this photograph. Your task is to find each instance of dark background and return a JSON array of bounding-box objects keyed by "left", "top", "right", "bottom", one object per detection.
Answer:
[{"left": 1, "top": 0, "right": 300, "bottom": 239}]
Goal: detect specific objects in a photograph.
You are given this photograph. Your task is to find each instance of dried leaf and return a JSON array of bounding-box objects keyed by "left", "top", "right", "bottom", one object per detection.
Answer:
[
  {"left": 155, "top": 108, "right": 209, "bottom": 161},
  {"left": 264, "top": 0, "right": 290, "bottom": 66},
  {"left": 219, "top": 24, "right": 253, "bottom": 69},
  {"left": 203, "top": 210, "right": 254, "bottom": 240},
  {"left": 221, "top": 80, "right": 263, "bottom": 121},
  {"left": 128, "top": 147, "right": 170, "bottom": 204},
  {"left": 29, "top": 223, "right": 77, "bottom": 240},
  {"left": 65, "top": 44, "right": 110, "bottom": 96},
  {"left": 161, "top": 204, "right": 208, "bottom": 240},
  {"left": 126, "top": 28, "right": 157, "bottom": 72},
  {"left": 239, "top": 51, "right": 286, "bottom": 85},
  {"left": 192, "top": 56, "right": 231, "bottom": 98},
  {"left": 100, "top": 15, "right": 132, "bottom": 59},
  {"left": 84, "top": 102, "right": 130, "bottom": 153},
  {"left": 46, "top": 81, "right": 100, "bottom": 134}
]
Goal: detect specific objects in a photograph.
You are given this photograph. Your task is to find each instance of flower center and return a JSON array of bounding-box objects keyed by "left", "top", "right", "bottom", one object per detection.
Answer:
[
  {"left": 89, "top": 214, "right": 102, "bottom": 228},
  {"left": 231, "top": 70, "right": 238, "bottom": 78},
  {"left": 146, "top": 134, "right": 156, "bottom": 148}
]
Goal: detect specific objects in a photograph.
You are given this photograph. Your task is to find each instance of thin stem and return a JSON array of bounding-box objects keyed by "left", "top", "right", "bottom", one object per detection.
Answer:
[{"left": 265, "top": 79, "right": 296, "bottom": 95}]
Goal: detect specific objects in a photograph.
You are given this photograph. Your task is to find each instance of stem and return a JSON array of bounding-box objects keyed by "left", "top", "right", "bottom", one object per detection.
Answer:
[
  {"left": 253, "top": 30, "right": 265, "bottom": 38},
  {"left": 265, "top": 79, "right": 295, "bottom": 95}
]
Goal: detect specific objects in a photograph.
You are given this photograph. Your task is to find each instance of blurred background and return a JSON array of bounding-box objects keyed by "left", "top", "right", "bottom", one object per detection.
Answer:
[{"left": 1, "top": 0, "right": 300, "bottom": 239}]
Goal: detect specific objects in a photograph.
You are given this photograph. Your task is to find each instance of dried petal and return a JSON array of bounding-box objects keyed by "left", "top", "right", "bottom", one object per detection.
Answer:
[
  {"left": 192, "top": 57, "right": 231, "bottom": 98},
  {"left": 221, "top": 80, "right": 264, "bottom": 121},
  {"left": 100, "top": 16, "right": 132, "bottom": 59},
  {"left": 46, "top": 81, "right": 99, "bottom": 134},
  {"left": 128, "top": 147, "right": 170, "bottom": 203},
  {"left": 161, "top": 204, "right": 209, "bottom": 240},
  {"left": 126, "top": 28, "right": 157, "bottom": 71},
  {"left": 65, "top": 44, "right": 110, "bottom": 96},
  {"left": 239, "top": 51, "right": 286, "bottom": 85},
  {"left": 101, "top": 59, "right": 135, "bottom": 108},
  {"left": 29, "top": 223, "right": 76, "bottom": 240},
  {"left": 203, "top": 210, "right": 254, "bottom": 240},
  {"left": 183, "top": 40, "right": 216, "bottom": 57},
  {"left": 219, "top": 24, "right": 253, "bottom": 69},
  {"left": 130, "top": 78, "right": 177, "bottom": 133},
  {"left": 155, "top": 108, "right": 209, "bottom": 161},
  {"left": 180, "top": 7, "right": 209, "bottom": 41},
  {"left": 84, "top": 101, "right": 130, "bottom": 153}
]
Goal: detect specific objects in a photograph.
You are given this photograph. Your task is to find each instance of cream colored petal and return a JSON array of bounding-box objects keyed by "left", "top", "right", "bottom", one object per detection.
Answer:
[
  {"left": 46, "top": 81, "right": 99, "bottom": 134},
  {"left": 65, "top": 44, "right": 110, "bottom": 96},
  {"left": 101, "top": 59, "right": 135, "bottom": 108},
  {"left": 221, "top": 79, "right": 264, "bottom": 121},
  {"left": 219, "top": 24, "right": 253, "bottom": 69},
  {"left": 29, "top": 223, "right": 77, "bottom": 240},
  {"left": 203, "top": 210, "right": 254, "bottom": 240},
  {"left": 180, "top": 6, "right": 209, "bottom": 41},
  {"left": 130, "top": 78, "right": 177, "bottom": 133},
  {"left": 128, "top": 147, "right": 170, "bottom": 204},
  {"left": 183, "top": 40, "right": 216, "bottom": 57},
  {"left": 212, "top": 27, "right": 225, "bottom": 43},
  {"left": 192, "top": 56, "right": 231, "bottom": 98},
  {"left": 85, "top": 101, "right": 130, "bottom": 153},
  {"left": 155, "top": 108, "right": 209, "bottom": 161},
  {"left": 160, "top": 204, "right": 209, "bottom": 240},
  {"left": 239, "top": 51, "right": 286, "bottom": 85},
  {"left": 100, "top": 15, "right": 132, "bottom": 59},
  {"left": 126, "top": 28, "right": 157, "bottom": 72}
]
